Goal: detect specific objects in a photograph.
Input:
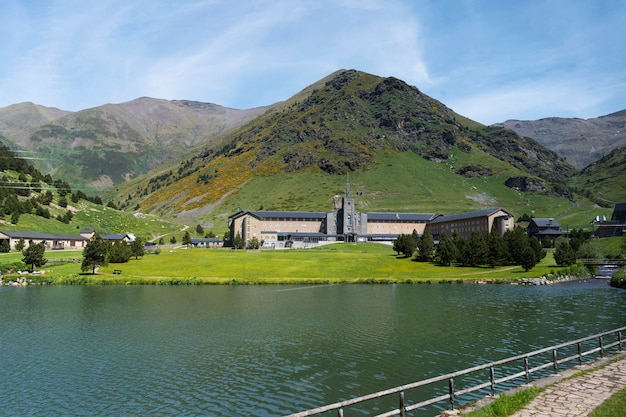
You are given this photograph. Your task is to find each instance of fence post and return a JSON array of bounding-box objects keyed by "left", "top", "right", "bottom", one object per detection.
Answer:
[
  {"left": 619, "top": 330, "right": 623, "bottom": 351},
  {"left": 524, "top": 356, "right": 530, "bottom": 383},
  {"left": 338, "top": 408, "right": 343, "bottom": 417},
  {"left": 552, "top": 349, "right": 558, "bottom": 373},
  {"left": 449, "top": 378, "right": 455, "bottom": 410},
  {"left": 399, "top": 391, "right": 406, "bottom": 417},
  {"left": 577, "top": 342, "right": 582, "bottom": 365},
  {"left": 599, "top": 336, "right": 604, "bottom": 355},
  {"left": 490, "top": 366, "right": 495, "bottom": 395}
]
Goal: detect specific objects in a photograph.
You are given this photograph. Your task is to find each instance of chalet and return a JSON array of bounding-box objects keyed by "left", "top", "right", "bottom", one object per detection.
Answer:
[
  {"left": 526, "top": 218, "right": 564, "bottom": 246},
  {"left": 0, "top": 231, "right": 89, "bottom": 251},
  {"left": 426, "top": 208, "right": 515, "bottom": 241}
]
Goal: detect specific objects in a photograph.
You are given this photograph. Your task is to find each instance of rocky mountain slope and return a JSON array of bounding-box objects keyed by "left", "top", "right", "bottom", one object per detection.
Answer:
[
  {"left": 495, "top": 110, "right": 626, "bottom": 169},
  {"left": 107, "top": 70, "right": 583, "bottom": 226},
  {"left": 0, "top": 98, "right": 270, "bottom": 192}
]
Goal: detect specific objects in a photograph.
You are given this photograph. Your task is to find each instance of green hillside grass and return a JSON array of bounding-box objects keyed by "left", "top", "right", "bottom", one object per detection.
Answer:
[
  {"left": 201, "top": 150, "right": 606, "bottom": 235},
  {"left": 570, "top": 147, "right": 626, "bottom": 207},
  {"left": 7, "top": 243, "right": 570, "bottom": 284},
  {"left": 0, "top": 167, "right": 182, "bottom": 241}
]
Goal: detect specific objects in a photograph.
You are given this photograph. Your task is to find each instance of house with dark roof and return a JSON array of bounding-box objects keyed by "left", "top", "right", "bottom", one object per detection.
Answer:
[
  {"left": 526, "top": 218, "right": 564, "bottom": 245},
  {"left": 426, "top": 208, "right": 515, "bottom": 240},
  {"left": 0, "top": 231, "right": 89, "bottom": 251},
  {"left": 102, "top": 233, "right": 136, "bottom": 243},
  {"left": 191, "top": 237, "right": 223, "bottom": 248}
]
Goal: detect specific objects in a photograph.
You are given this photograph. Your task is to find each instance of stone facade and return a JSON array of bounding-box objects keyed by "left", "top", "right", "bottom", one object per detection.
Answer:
[{"left": 228, "top": 184, "right": 437, "bottom": 247}]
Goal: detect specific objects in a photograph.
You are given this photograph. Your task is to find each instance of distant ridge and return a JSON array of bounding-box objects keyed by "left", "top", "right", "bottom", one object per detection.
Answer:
[
  {"left": 0, "top": 98, "right": 270, "bottom": 191},
  {"left": 495, "top": 110, "right": 626, "bottom": 169}
]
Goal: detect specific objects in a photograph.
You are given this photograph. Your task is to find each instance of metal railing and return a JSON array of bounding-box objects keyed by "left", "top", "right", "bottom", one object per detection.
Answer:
[{"left": 285, "top": 326, "right": 625, "bottom": 417}]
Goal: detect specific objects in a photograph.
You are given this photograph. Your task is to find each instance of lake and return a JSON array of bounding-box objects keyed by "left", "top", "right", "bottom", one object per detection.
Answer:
[{"left": 1, "top": 280, "right": 624, "bottom": 416}]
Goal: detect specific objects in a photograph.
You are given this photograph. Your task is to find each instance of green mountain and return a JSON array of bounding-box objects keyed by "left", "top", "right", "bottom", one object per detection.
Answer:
[
  {"left": 0, "top": 138, "right": 181, "bottom": 240},
  {"left": 3, "top": 69, "right": 621, "bottom": 235},
  {"left": 0, "top": 98, "right": 269, "bottom": 192},
  {"left": 569, "top": 146, "right": 626, "bottom": 207},
  {"left": 108, "top": 70, "right": 601, "bottom": 232}
]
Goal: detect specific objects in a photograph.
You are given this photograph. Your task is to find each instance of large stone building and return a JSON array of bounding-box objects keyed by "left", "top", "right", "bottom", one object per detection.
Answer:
[
  {"left": 427, "top": 208, "right": 515, "bottom": 241},
  {"left": 228, "top": 185, "right": 514, "bottom": 248},
  {"left": 228, "top": 184, "right": 438, "bottom": 248}
]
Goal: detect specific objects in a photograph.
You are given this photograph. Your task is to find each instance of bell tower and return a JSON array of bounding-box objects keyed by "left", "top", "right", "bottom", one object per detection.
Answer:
[{"left": 338, "top": 182, "right": 358, "bottom": 241}]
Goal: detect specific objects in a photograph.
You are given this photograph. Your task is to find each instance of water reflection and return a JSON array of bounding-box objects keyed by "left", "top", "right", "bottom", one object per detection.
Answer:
[{"left": 0, "top": 280, "right": 624, "bottom": 416}]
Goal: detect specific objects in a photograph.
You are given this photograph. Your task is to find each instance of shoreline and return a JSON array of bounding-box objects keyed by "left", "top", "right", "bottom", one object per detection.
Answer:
[{"left": 0, "top": 272, "right": 597, "bottom": 287}]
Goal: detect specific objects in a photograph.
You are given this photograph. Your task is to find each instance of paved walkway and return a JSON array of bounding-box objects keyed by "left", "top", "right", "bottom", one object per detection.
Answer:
[
  {"left": 510, "top": 352, "right": 626, "bottom": 416},
  {"left": 445, "top": 351, "right": 626, "bottom": 417}
]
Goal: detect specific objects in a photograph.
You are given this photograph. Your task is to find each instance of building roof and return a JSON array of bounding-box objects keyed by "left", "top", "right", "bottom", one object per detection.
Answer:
[
  {"left": 230, "top": 210, "right": 328, "bottom": 221},
  {"left": 530, "top": 218, "right": 562, "bottom": 228},
  {"left": 102, "top": 233, "right": 135, "bottom": 241},
  {"left": 611, "top": 203, "right": 626, "bottom": 223},
  {"left": 191, "top": 238, "right": 222, "bottom": 244},
  {"left": 429, "top": 208, "right": 513, "bottom": 224},
  {"left": 0, "top": 231, "right": 89, "bottom": 241},
  {"left": 534, "top": 229, "right": 564, "bottom": 236},
  {"left": 366, "top": 213, "right": 438, "bottom": 222}
]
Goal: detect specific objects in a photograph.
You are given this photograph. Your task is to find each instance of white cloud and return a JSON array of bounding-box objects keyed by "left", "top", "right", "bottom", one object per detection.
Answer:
[{"left": 0, "top": 0, "right": 624, "bottom": 123}]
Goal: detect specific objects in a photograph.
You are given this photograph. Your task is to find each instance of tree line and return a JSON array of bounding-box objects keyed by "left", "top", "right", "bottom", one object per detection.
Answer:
[
  {"left": 0, "top": 141, "right": 103, "bottom": 225},
  {"left": 394, "top": 227, "right": 546, "bottom": 271},
  {"left": 81, "top": 234, "right": 145, "bottom": 273}
]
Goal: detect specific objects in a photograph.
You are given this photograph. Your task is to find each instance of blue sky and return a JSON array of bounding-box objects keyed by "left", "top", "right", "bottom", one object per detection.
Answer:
[{"left": 1, "top": 0, "right": 624, "bottom": 125}]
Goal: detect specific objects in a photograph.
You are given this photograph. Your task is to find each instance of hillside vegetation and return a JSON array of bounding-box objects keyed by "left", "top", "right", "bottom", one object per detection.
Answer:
[
  {"left": 108, "top": 70, "right": 593, "bottom": 231},
  {"left": 570, "top": 147, "right": 626, "bottom": 207},
  {"left": 0, "top": 99, "right": 269, "bottom": 192},
  {"left": 1, "top": 69, "right": 623, "bottom": 235},
  {"left": 0, "top": 139, "right": 181, "bottom": 241}
]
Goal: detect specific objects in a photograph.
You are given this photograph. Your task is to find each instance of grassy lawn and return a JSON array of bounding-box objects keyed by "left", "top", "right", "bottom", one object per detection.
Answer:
[
  {"left": 589, "top": 387, "right": 626, "bottom": 417},
  {"left": 2, "top": 243, "right": 574, "bottom": 285},
  {"left": 460, "top": 387, "right": 544, "bottom": 417}
]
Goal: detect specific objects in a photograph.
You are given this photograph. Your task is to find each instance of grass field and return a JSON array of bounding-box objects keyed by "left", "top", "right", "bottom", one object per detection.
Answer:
[{"left": 1, "top": 243, "right": 577, "bottom": 285}]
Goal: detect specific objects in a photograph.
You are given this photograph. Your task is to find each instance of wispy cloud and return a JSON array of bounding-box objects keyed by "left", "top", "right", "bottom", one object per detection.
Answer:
[{"left": 0, "top": 0, "right": 624, "bottom": 123}]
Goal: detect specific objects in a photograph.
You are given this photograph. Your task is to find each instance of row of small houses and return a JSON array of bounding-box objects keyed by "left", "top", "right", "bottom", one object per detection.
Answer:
[
  {"left": 0, "top": 230, "right": 135, "bottom": 251},
  {"left": 0, "top": 230, "right": 222, "bottom": 251}
]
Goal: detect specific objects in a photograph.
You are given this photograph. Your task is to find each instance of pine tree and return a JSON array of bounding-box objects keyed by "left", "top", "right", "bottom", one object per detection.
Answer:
[
  {"left": 182, "top": 231, "right": 192, "bottom": 247},
  {"left": 22, "top": 242, "right": 47, "bottom": 272},
  {"left": 520, "top": 246, "right": 538, "bottom": 271},
  {"left": 467, "top": 231, "right": 488, "bottom": 266},
  {"left": 436, "top": 231, "right": 457, "bottom": 266},
  {"left": 554, "top": 241, "right": 576, "bottom": 266},
  {"left": 109, "top": 241, "right": 131, "bottom": 263},
  {"left": 130, "top": 237, "right": 145, "bottom": 259},
  {"left": 486, "top": 231, "right": 507, "bottom": 267},
  {"left": 417, "top": 229, "right": 435, "bottom": 261},
  {"left": 233, "top": 232, "right": 244, "bottom": 249},
  {"left": 81, "top": 234, "right": 110, "bottom": 274}
]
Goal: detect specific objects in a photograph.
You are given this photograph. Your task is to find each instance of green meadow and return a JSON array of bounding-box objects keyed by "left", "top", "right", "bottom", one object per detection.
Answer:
[{"left": 1, "top": 243, "right": 578, "bottom": 285}]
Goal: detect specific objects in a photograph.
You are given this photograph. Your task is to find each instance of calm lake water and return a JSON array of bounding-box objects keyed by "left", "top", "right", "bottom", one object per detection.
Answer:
[{"left": 1, "top": 280, "right": 625, "bottom": 417}]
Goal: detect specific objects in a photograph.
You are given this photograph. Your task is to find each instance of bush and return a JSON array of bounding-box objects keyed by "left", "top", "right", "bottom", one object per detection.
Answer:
[{"left": 610, "top": 267, "right": 626, "bottom": 289}]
